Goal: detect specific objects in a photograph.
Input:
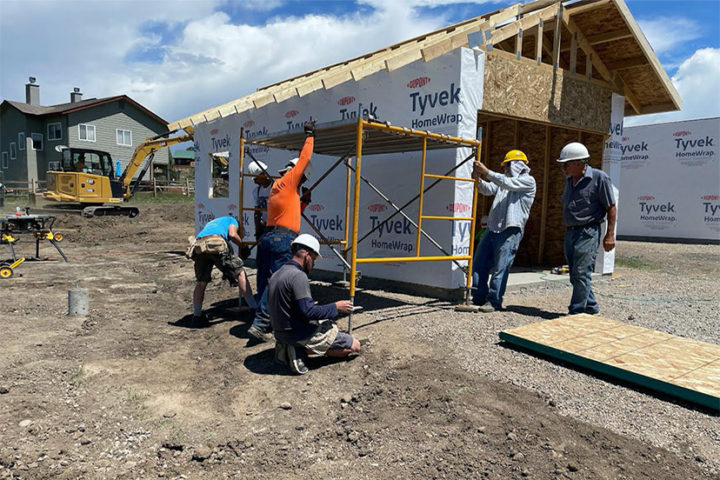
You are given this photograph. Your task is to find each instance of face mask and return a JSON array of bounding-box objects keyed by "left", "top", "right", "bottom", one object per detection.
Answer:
[{"left": 506, "top": 160, "right": 527, "bottom": 177}]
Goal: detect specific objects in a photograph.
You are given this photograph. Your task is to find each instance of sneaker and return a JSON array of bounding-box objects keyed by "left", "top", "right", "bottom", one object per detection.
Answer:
[
  {"left": 190, "top": 314, "right": 209, "bottom": 328},
  {"left": 287, "top": 345, "right": 308, "bottom": 375},
  {"left": 247, "top": 325, "right": 273, "bottom": 343},
  {"left": 477, "top": 303, "right": 497, "bottom": 313}
]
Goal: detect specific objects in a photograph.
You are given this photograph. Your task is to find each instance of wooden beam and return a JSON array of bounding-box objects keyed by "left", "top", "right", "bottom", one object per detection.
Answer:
[
  {"left": 535, "top": 19, "right": 544, "bottom": 65},
  {"left": 569, "top": 31, "right": 578, "bottom": 75},
  {"left": 565, "top": 0, "right": 611, "bottom": 17},
  {"left": 587, "top": 28, "right": 632, "bottom": 45},
  {"left": 562, "top": 11, "right": 612, "bottom": 82},
  {"left": 604, "top": 56, "right": 647, "bottom": 70},
  {"left": 486, "top": 3, "right": 559, "bottom": 48},
  {"left": 552, "top": 5, "right": 562, "bottom": 71},
  {"left": 537, "top": 124, "right": 551, "bottom": 265},
  {"left": 516, "top": 27, "right": 524, "bottom": 60},
  {"left": 585, "top": 52, "right": 593, "bottom": 80}
]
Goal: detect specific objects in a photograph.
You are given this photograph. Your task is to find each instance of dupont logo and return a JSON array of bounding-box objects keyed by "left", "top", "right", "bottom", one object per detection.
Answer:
[
  {"left": 198, "top": 203, "right": 205, "bottom": 209},
  {"left": 307, "top": 204, "right": 325, "bottom": 212},
  {"left": 228, "top": 203, "right": 237, "bottom": 210},
  {"left": 673, "top": 130, "right": 691, "bottom": 137},
  {"left": 210, "top": 129, "right": 219, "bottom": 135},
  {"left": 285, "top": 110, "right": 299, "bottom": 118},
  {"left": 337, "top": 96, "right": 355, "bottom": 106},
  {"left": 701, "top": 195, "right": 720, "bottom": 201},
  {"left": 637, "top": 195, "right": 655, "bottom": 201},
  {"left": 407, "top": 76, "right": 431, "bottom": 89},
  {"left": 367, "top": 203, "right": 387, "bottom": 212},
  {"left": 621, "top": 136, "right": 629, "bottom": 142},
  {"left": 446, "top": 202, "right": 471, "bottom": 213},
  {"left": 243, "top": 120, "right": 255, "bottom": 128}
]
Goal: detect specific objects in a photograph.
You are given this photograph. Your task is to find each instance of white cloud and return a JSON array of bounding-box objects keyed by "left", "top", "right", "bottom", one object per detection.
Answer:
[
  {"left": 0, "top": 0, "right": 458, "bottom": 122},
  {"left": 625, "top": 48, "right": 720, "bottom": 127},
  {"left": 637, "top": 16, "right": 702, "bottom": 56}
]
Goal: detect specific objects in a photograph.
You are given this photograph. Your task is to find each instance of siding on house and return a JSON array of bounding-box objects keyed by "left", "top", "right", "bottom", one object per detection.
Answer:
[
  {"left": 67, "top": 99, "right": 169, "bottom": 177},
  {"left": 0, "top": 106, "right": 28, "bottom": 182}
]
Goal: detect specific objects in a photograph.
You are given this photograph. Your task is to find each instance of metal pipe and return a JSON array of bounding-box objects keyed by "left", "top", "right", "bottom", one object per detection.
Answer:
[
  {"left": 421, "top": 215, "right": 474, "bottom": 221},
  {"left": 415, "top": 137, "right": 427, "bottom": 256},
  {"left": 301, "top": 211, "right": 351, "bottom": 270},
  {"left": 356, "top": 255, "right": 471, "bottom": 264},
  {"left": 464, "top": 144, "right": 482, "bottom": 304},
  {"left": 348, "top": 151, "right": 476, "bottom": 249},
  {"left": 348, "top": 119, "right": 364, "bottom": 333},
  {"left": 423, "top": 173, "right": 476, "bottom": 182}
]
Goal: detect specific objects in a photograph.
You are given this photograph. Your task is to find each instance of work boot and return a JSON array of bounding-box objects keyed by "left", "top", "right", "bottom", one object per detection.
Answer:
[
  {"left": 247, "top": 325, "right": 273, "bottom": 343},
  {"left": 190, "top": 313, "right": 209, "bottom": 328},
  {"left": 477, "top": 303, "right": 497, "bottom": 313},
  {"left": 287, "top": 344, "right": 308, "bottom": 375}
]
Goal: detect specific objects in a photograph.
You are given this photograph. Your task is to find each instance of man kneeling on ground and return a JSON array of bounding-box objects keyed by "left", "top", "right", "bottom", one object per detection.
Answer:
[{"left": 268, "top": 234, "right": 361, "bottom": 374}]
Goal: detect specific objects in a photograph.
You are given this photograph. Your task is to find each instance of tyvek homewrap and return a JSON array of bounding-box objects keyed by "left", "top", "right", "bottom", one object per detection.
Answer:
[
  {"left": 192, "top": 47, "right": 485, "bottom": 290},
  {"left": 617, "top": 117, "right": 720, "bottom": 241}
]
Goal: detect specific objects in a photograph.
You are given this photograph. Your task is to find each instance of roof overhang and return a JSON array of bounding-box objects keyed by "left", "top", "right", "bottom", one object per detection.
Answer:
[{"left": 169, "top": 0, "right": 680, "bottom": 130}]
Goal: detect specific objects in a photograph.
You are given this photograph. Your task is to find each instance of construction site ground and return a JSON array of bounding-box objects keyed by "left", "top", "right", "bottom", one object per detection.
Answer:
[{"left": 1, "top": 202, "right": 718, "bottom": 480}]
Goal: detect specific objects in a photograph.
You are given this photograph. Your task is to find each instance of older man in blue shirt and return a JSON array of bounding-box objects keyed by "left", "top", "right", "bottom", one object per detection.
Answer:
[
  {"left": 471, "top": 150, "right": 536, "bottom": 312},
  {"left": 557, "top": 142, "right": 616, "bottom": 315}
]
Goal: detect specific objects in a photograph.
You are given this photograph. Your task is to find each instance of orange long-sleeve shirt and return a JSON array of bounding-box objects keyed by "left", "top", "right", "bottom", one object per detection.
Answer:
[{"left": 266, "top": 136, "right": 313, "bottom": 233}]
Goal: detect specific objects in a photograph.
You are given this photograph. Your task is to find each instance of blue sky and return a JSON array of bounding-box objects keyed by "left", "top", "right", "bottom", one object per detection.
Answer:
[{"left": 1, "top": 0, "right": 718, "bottom": 126}]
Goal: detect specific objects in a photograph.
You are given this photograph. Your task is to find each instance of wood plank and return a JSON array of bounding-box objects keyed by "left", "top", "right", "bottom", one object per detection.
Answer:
[
  {"left": 587, "top": 28, "right": 633, "bottom": 45},
  {"left": 537, "top": 125, "right": 550, "bottom": 264},
  {"left": 562, "top": 11, "right": 612, "bottom": 82},
  {"left": 500, "top": 314, "right": 720, "bottom": 410},
  {"left": 604, "top": 56, "right": 647, "bottom": 70},
  {"left": 535, "top": 19, "right": 544, "bottom": 64},
  {"left": 552, "top": 5, "right": 562, "bottom": 70},
  {"left": 570, "top": 31, "right": 578, "bottom": 74}
]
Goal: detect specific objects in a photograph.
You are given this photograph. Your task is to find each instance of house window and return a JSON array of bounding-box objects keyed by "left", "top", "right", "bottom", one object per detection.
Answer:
[
  {"left": 78, "top": 124, "right": 96, "bottom": 142},
  {"left": 18, "top": 132, "right": 25, "bottom": 150},
  {"left": 116, "top": 129, "right": 132, "bottom": 146},
  {"left": 48, "top": 122, "right": 62, "bottom": 141},
  {"left": 31, "top": 133, "right": 43, "bottom": 151},
  {"left": 10, "top": 142, "right": 16, "bottom": 159},
  {"left": 1, "top": 152, "right": 8, "bottom": 169}
]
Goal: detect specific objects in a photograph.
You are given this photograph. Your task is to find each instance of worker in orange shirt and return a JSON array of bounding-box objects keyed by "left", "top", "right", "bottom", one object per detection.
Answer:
[{"left": 248, "top": 120, "right": 315, "bottom": 342}]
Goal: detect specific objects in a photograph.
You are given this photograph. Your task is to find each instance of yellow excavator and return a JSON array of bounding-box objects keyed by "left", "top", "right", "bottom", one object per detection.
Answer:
[{"left": 43, "top": 128, "right": 194, "bottom": 217}]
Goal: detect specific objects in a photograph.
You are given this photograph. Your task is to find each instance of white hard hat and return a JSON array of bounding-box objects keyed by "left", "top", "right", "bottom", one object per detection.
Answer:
[
  {"left": 278, "top": 157, "right": 312, "bottom": 179},
  {"left": 556, "top": 142, "right": 590, "bottom": 163},
  {"left": 291, "top": 234, "right": 322, "bottom": 257},
  {"left": 247, "top": 160, "right": 269, "bottom": 176}
]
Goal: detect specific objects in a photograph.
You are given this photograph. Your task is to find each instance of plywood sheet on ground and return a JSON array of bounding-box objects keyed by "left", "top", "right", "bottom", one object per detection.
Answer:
[{"left": 499, "top": 314, "right": 720, "bottom": 411}]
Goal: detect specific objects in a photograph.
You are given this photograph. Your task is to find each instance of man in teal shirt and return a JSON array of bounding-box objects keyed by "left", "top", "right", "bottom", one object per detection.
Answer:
[{"left": 189, "top": 216, "right": 250, "bottom": 327}]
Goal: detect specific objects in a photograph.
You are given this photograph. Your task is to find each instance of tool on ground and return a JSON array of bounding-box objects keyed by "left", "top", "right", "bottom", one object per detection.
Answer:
[
  {"left": 0, "top": 256, "right": 25, "bottom": 279},
  {"left": 1, "top": 211, "right": 68, "bottom": 262}
]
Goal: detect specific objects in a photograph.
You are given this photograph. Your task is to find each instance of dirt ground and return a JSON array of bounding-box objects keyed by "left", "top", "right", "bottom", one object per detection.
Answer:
[{"left": 0, "top": 203, "right": 717, "bottom": 480}]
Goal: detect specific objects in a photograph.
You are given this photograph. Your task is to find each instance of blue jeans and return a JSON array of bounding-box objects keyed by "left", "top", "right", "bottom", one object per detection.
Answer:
[
  {"left": 252, "top": 230, "right": 296, "bottom": 331},
  {"left": 471, "top": 227, "right": 522, "bottom": 309},
  {"left": 564, "top": 224, "right": 601, "bottom": 315}
]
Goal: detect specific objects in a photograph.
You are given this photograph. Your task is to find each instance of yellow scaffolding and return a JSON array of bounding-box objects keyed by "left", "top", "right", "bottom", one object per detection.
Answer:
[{"left": 246, "top": 117, "right": 481, "bottom": 331}]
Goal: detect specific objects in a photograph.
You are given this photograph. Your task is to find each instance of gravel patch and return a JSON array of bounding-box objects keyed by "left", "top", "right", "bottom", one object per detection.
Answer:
[{"left": 402, "top": 241, "right": 720, "bottom": 474}]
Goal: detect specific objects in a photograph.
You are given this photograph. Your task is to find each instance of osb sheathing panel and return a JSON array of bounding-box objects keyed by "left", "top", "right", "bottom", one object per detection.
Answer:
[
  {"left": 571, "top": 5, "right": 628, "bottom": 38},
  {"left": 476, "top": 117, "right": 605, "bottom": 267},
  {"left": 592, "top": 38, "right": 644, "bottom": 63},
  {"left": 483, "top": 51, "right": 611, "bottom": 133},
  {"left": 501, "top": 314, "right": 720, "bottom": 410},
  {"left": 621, "top": 67, "right": 673, "bottom": 105}
]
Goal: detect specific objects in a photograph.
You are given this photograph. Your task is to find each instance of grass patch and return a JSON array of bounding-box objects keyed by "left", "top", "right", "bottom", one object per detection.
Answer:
[
  {"left": 614, "top": 254, "right": 659, "bottom": 270},
  {"left": 70, "top": 366, "right": 86, "bottom": 388},
  {"left": 127, "top": 192, "right": 194, "bottom": 204}
]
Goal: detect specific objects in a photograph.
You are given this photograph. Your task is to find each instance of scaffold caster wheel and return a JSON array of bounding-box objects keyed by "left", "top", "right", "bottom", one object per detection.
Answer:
[
  {"left": 0, "top": 266, "right": 13, "bottom": 279},
  {"left": 54, "top": 232, "right": 64, "bottom": 242}
]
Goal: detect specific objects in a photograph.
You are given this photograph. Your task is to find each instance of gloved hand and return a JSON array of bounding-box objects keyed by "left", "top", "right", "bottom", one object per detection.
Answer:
[
  {"left": 301, "top": 186, "right": 312, "bottom": 204},
  {"left": 303, "top": 120, "right": 316, "bottom": 137}
]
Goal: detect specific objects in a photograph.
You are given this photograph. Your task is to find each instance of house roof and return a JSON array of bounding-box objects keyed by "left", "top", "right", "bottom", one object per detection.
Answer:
[
  {"left": 2, "top": 95, "right": 167, "bottom": 126},
  {"left": 169, "top": 0, "right": 680, "bottom": 131}
]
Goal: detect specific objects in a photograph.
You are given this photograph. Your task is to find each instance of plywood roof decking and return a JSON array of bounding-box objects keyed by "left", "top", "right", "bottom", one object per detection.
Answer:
[
  {"left": 249, "top": 118, "right": 480, "bottom": 156},
  {"left": 500, "top": 314, "right": 720, "bottom": 411},
  {"left": 169, "top": 0, "right": 680, "bottom": 131}
]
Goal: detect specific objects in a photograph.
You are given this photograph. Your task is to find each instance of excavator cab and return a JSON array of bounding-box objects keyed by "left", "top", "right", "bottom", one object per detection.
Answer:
[{"left": 45, "top": 147, "right": 123, "bottom": 204}]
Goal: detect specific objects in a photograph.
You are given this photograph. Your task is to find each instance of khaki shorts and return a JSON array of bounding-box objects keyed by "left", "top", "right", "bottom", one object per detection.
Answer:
[
  {"left": 297, "top": 321, "right": 353, "bottom": 356},
  {"left": 193, "top": 239, "right": 244, "bottom": 283}
]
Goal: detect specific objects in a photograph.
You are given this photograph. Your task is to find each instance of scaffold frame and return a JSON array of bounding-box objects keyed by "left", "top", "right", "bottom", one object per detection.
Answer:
[{"left": 243, "top": 118, "right": 482, "bottom": 331}]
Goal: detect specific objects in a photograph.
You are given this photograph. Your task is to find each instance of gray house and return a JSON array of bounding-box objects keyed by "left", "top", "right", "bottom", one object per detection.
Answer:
[{"left": 0, "top": 79, "right": 169, "bottom": 184}]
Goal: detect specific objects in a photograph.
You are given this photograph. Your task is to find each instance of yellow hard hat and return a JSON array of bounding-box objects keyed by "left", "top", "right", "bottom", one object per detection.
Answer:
[{"left": 502, "top": 150, "right": 528, "bottom": 165}]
